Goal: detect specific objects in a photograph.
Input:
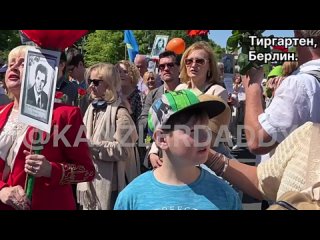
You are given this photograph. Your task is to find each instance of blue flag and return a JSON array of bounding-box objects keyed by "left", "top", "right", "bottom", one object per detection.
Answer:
[{"left": 124, "top": 30, "right": 139, "bottom": 62}]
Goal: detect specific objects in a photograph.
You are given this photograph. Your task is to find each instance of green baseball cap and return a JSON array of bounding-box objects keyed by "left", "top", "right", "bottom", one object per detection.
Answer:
[
  {"left": 147, "top": 89, "right": 226, "bottom": 135},
  {"left": 267, "top": 66, "right": 283, "bottom": 79}
]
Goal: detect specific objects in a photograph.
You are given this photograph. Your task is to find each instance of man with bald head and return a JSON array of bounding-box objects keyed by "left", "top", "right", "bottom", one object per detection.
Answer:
[
  {"left": 134, "top": 54, "right": 148, "bottom": 77},
  {"left": 134, "top": 54, "right": 148, "bottom": 93}
]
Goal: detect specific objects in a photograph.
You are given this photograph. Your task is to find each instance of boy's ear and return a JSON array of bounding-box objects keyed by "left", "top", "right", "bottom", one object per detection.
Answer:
[{"left": 154, "top": 129, "right": 168, "bottom": 150}]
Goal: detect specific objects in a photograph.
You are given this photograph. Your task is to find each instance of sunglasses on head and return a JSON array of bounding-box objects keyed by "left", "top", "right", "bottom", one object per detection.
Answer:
[
  {"left": 88, "top": 79, "right": 103, "bottom": 86},
  {"left": 158, "top": 62, "right": 175, "bottom": 71},
  {"left": 184, "top": 58, "right": 208, "bottom": 66}
]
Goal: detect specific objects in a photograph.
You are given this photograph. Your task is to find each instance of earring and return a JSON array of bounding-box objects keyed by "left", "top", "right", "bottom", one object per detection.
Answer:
[{"left": 207, "top": 71, "right": 211, "bottom": 78}]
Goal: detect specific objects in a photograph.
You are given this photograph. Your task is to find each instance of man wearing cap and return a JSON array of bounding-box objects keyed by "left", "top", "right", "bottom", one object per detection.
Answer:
[
  {"left": 114, "top": 89, "right": 241, "bottom": 210},
  {"left": 243, "top": 30, "right": 320, "bottom": 158},
  {"left": 255, "top": 65, "right": 284, "bottom": 208},
  {"left": 263, "top": 65, "right": 284, "bottom": 106}
]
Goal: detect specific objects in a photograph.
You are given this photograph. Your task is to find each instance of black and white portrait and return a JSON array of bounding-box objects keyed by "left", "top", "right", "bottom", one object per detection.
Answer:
[
  {"left": 26, "top": 63, "right": 49, "bottom": 110},
  {"left": 222, "top": 54, "right": 234, "bottom": 74},
  {"left": 148, "top": 59, "right": 157, "bottom": 72},
  {"left": 151, "top": 35, "right": 169, "bottom": 57},
  {"left": 19, "top": 47, "right": 60, "bottom": 133}
]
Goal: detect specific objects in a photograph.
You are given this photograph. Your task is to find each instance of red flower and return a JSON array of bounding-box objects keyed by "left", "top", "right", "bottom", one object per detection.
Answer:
[
  {"left": 187, "top": 30, "right": 210, "bottom": 37},
  {"left": 55, "top": 91, "right": 67, "bottom": 103},
  {"left": 77, "top": 88, "right": 87, "bottom": 107},
  {"left": 55, "top": 91, "right": 64, "bottom": 99},
  {"left": 78, "top": 88, "right": 87, "bottom": 96}
]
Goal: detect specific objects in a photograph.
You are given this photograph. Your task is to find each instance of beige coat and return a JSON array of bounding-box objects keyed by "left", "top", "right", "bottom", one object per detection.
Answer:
[{"left": 77, "top": 99, "right": 140, "bottom": 210}]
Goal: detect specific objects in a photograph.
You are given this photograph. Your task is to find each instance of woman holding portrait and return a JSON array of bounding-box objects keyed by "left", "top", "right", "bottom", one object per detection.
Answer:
[{"left": 0, "top": 45, "right": 95, "bottom": 210}]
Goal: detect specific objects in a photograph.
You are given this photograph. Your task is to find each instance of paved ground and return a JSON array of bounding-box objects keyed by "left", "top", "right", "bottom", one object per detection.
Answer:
[
  {"left": 242, "top": 202, "right": 261, "bottom": 210},
  {"left": 241, "top": 188, "right": 261, "bottom": 210}
]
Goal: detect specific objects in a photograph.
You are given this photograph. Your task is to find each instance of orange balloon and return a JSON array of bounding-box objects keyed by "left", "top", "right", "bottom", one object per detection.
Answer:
[{"left": 166, "top": 38, "right": 186, "bottom": 55}]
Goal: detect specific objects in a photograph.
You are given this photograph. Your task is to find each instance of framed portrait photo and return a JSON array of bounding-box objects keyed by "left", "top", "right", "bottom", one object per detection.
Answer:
[
  {"left": 222, "top": 54, "right": 235, "bottom": 74},
  {"left": 19, "top": 47, "right": 61, "bottom": 134},
  {"left": 151, "top": 35, "right": 169, "bottom": 58},
  {"left": 147, "top": 59, "right": 157, "bottom": 72}
]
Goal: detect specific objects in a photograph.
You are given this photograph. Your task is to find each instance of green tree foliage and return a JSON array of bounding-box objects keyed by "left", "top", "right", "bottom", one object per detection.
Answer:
[
  {"left": 83, "top": 30, "right": 225, "bottom": 66},
  {"left": 0, "top": 30, "right": 21, "bottom": 64},
  {"left": 83, "top": 30, "right": 125, "bottom": 66},
  {"left": 0, "top": 30, "right": 225, "bottom": 67},
  {"left": 226, "top": 30, "right": 277, "bottom": 74}
]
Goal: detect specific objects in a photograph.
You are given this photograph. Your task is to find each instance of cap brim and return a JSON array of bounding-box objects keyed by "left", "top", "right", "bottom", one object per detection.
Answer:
[
  {"left": 198, "top": 94, "right": 227, "bottom": 118},
  {"left": 166, "top": 94, "right": 227, "bottom": 123},
  {"left": 267, "top": 66, "right": 283, "bottom": 79}
]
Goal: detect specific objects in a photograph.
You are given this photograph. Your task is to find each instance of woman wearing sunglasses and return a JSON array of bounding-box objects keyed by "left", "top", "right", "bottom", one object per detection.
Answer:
[
  {"left": 177, "top": 41, "right": 232, "bottom": 159},
  {"left": 77, "top": 63, "right": 140, "bottom": 210}
]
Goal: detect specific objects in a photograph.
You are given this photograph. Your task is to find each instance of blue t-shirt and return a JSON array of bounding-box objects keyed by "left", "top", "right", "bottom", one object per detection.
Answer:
[{"left": 114, "top": 168, "right": 242, "bottom": 210}]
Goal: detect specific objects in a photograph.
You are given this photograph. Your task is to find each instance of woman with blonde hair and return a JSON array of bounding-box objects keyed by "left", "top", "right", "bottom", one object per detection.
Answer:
[
  {"left": 177, "top": 41, "right": 232, "bottom": 158},
  {"left": 179, "top": 41, "right": 224, "bottom": 93},
  {"left": 77, "top": 63, "right": 140, "bottom": 210},
  {"left": 116, "top": 60, "right": 142, "bottom": 129},
  {"left": 0, "top": 45, "right": 95, "bottom": 210},
  {"left": 141, "top": 71, "right": 157, "bottom": 103},
  {"left": 282, "top": 61, "right": 298, "bottom": 77}
]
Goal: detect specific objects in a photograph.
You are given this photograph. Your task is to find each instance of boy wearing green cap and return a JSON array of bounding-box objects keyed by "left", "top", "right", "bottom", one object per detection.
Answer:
[{"left": 114, "top": 89, "right": 241, "bottom": 210}]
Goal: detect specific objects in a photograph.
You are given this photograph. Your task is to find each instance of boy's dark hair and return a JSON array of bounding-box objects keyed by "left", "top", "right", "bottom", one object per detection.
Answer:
[{"left": 164, "top": 108, "right": 208, "bottom": 132}]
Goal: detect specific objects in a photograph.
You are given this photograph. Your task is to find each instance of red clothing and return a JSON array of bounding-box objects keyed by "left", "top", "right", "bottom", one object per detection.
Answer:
[{"left": 0, "top": 103, "right": 95, "bottom": 210}]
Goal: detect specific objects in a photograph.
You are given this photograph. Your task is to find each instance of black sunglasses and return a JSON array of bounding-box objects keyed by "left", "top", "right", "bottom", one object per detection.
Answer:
[
  {"left": 158, "top": 62, "right": 175, "bottom": 71},
  {"left": 185, "top": 58, "right": 208, "bottom": 66},
  {"left": 88, "top": 79, "right": 103, "bottom": 86}
]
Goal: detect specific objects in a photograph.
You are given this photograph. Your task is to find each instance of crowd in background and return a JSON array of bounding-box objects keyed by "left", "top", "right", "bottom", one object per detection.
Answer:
[{"left": 0, "top": 30, "right": 320, "bottom": 210}]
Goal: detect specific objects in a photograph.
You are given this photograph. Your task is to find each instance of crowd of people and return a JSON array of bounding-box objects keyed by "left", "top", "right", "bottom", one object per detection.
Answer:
[{"left": 0, "top": 30, "right": 320, "bottom": 210}]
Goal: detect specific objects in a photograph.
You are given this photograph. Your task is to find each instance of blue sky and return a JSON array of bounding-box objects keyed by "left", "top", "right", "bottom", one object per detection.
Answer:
[{"left": 209, "top": 30, "right": 294, "bottom": 48}]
